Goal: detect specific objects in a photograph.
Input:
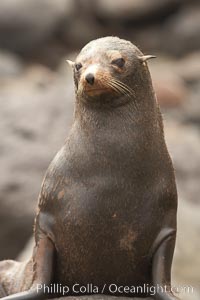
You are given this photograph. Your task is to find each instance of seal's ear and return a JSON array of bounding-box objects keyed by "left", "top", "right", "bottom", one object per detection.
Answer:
[
  {"left": 66, "top": 60, "right": 75, "bottom": 68},
  {"left": 138, "top": 55, "right": 156, "bottom": 63}
]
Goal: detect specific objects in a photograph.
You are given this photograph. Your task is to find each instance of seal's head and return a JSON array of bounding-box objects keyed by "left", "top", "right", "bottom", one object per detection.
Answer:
[{"left": 67, "top": 36, "right": 155, "bottom": 104}]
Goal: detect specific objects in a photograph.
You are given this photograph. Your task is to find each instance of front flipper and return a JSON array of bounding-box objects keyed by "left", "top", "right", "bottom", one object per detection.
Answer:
[
  {"left": 152, "top": 229, "right": 179, "bottom": 300},
  {"left": 1, "top": 236, "right": 55, "bottom": 300}
]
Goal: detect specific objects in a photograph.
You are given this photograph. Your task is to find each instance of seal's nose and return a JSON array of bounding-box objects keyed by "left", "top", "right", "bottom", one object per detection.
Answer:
[{"left": 85, "top": 73, "right": 95, "bottom": 85}]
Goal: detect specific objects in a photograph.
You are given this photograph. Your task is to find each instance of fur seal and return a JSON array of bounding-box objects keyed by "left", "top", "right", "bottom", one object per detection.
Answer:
[{"left": 0, "top": 36, "right": 178, "bottom": 300}]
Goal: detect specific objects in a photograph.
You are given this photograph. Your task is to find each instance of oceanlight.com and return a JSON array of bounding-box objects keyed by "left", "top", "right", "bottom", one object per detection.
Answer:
[{"left": 36, "top": 283, "right": 194, "bottom": 296}]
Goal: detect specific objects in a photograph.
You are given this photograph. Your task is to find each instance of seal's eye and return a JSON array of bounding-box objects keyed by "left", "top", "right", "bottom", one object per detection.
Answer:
[
  {"left": 111, "top": 58, "right": 125, "bottom": 68},
  {"left": 75, "top": 63, "right": 82, "bottom": 71}
]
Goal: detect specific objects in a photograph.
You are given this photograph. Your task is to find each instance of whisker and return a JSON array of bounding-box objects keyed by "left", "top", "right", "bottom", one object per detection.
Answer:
[
  {"left": 106, "top": 82, "right": 124, "bottom": 95},
  {"left": 110, "top": 79, "right": 135, "bottom": 97},
  {"left": 109, "top": 83, "right": 131, "bottom": 100},
  {"left": 110, "top": 79, "right": 138, "bottom": 110},
  {"left": 110, "top": 80, "right": 134, "bottom": 101},
  {"left": 117, "top": 80, "right": 136, "bottom": 96},
  {"left": 111, "top": 82, "right": 131, "bottom": 96},
  {"left": 106, "top": 79, "right": 127, "bottom": 93},
  {"left": 101, "top": 79, "right": 123, "bottom": 96}
]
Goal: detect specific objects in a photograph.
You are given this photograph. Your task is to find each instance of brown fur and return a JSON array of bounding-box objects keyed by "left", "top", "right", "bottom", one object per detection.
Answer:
[{"left": 0, "top": 37, "right": 178, "bottom": 300}]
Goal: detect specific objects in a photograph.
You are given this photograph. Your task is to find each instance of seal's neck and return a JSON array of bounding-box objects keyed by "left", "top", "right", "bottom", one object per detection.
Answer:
[{"left": 74, "top": 87, "right": 158, "bottom": 132}]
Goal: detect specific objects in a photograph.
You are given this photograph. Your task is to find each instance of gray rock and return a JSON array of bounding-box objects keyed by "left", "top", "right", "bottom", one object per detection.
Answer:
[
  {"left": 66, "top": 18, "right": 103, "bottom": 50},
  {"left": 0, "top": 51, "right": 23, "bottom": 78},
  {"left": 17, "top": 238, "right": 34, "bottom": 262},
  {"left": 0, "top": 61, "right": 74, "bottom": 260},
  {"left": 148, "top": 58, "right": 188, "bottom": 108},
  {"left": 162, "top": 4, "right": 200, "bottom": 56},
  {"left": 176, "top": 52, "right": 200, "bottom": 84},
  {"left": 165, "top": 122, "right": 200, "bottom": 205},
  {"left": 165, "top": 121, "right": 200, "bottom": 300},
  {"left": 149, "top": 56, "right": 200, "bottom": 126},
  {"left": 172, "top": 198, "right": 200, "bottom": 300},
  {"left": 94, "top": 0, "right": 180, "bottom": 22},
  {"left": 182, "top": 91, "right": 200, "bottom": 126},
  {"left": 0, "top": 0, "right": 73, "bottom": 53}
]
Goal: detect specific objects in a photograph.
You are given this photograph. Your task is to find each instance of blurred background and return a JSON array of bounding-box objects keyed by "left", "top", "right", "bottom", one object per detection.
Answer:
[{"left": 0, "top": 1, "right": 199, "bottom": 300}]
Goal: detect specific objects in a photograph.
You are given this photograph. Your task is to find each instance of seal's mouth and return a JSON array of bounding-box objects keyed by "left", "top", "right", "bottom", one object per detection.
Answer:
[
  {"left": 84, "top": 87, "right": 112, "bottom": 96},
  {"left": 77, "top": 78, "right": 114, "bottom": 97}
]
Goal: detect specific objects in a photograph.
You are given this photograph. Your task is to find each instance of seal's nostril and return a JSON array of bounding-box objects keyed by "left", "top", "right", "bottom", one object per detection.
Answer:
[{"left": 85, "top": 73, "right": 95, "bottom": 85}]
